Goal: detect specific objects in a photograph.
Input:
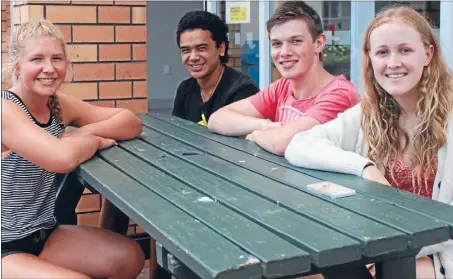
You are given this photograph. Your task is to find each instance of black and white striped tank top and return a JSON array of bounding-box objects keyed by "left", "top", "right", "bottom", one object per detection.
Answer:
[{"left": 2, "top": 90, "right": 63, "bottom": 243}]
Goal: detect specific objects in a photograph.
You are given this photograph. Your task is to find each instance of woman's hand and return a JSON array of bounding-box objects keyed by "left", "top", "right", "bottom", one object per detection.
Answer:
[
  {"left": 361, "top": 165, "right": 391, "bottom": 186},
  {"left": 62, "top": 132, "right": 117, "bottom": 150},
  {"left": 98, "top": 137, "right": 117, "bottom": 150}
]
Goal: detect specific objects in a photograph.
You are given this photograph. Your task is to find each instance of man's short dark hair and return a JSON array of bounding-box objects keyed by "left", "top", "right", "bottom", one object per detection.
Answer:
[
  {"left": 266, "top": 1, "right": 323, "bottom": 42},
  {"left": 176, "top": 11, "right": 229, "bottom": 64}
]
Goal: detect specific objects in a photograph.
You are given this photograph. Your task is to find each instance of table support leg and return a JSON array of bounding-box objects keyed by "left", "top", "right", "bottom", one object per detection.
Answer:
[
  {"left": 98, "top": 198, "right": 130, "bottom": 234},
  {"left": 375, "top": 256, "right": 416, "bottom": 279},
  {"left": 149, "top": 239, "right": 158, "bottom": 279}
]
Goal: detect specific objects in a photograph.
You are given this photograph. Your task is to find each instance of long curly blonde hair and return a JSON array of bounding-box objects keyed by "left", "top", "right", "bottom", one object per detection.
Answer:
[
  {"left": 361, "top": 6, "right": 453, "bottom": 190},
  {"left": 2, "top": 20, "right": 69, "bottom": 126}
]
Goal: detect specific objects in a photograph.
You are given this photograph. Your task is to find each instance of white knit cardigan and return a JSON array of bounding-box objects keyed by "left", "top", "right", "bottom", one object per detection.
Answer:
[{"left": 285, "top": 104, "right": 453, "bottom": 279}]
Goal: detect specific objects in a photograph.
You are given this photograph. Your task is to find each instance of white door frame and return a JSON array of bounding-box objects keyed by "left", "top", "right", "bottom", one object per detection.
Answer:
[{"left": 206, "top": 0, "right": 272, "bottom": 89}]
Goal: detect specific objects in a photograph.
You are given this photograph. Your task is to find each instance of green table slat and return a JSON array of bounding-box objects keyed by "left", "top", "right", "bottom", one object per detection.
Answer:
[
  {"left": 99, "top": 147, "right": 311, "bottom": 278},
  {"left": 143, "top": 117, "right": 453, "bottom": 244},
  {"left": 78, "top": 156, "right": 262, "bottom": 279},
  {"left": 147, "top": 114, "right": 453, "bottom": 240},
  {"left": 138, "top": 124, "right": 406, "bottom": 258},
  {"left": 118, "top": 139, "right": 362, "bottom": 268}
]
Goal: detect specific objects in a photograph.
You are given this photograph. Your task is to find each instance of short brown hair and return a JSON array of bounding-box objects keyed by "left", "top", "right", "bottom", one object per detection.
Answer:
[{"left": 266, "top": 1, "right": 323, "bottom": 41}]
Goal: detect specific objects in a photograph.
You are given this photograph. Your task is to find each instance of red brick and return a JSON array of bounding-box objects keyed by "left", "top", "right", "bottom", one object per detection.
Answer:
[
  {"left": 1, "top": 41, "right": 7, "bottom": 53},
  {"left": 99, "top": 81, "right": 132, "bottom": 99},
  {"left": 77, "top": 212, "right": 100, "bottom": 227},
  {"left": 73, "top": 63, "right": 115, "bottom": 81},
  {"left": 132, "top": 6, "right": 145, "bottom": 24},
  {"left": 116, "top": 62, "right": 146, "bottom": 80},
  {"left": 56, "top": 25, "right": 72, "bottom": 43},
  {"left": 115, "top": 1, "right": 146, "bottom": 5},
  {"left": 144, "top": 259, "right": 150, "bottom": 268},
  {"left": 18, "top": 5, "right": 45, "bottom": 23},
  {"left": 116, "top": 25, "right": 146, "bottom": 43},
  {"left": 99, "top": 6, "right": 130, "bottom": 23},
  {"left": 73, "top": 25, "right": 114, "bottom": 43},
  {"left": 99, "top": 44, "right": 131, "bottom": 61},
  {"left": 67, "top": 44, "right": 97, "bottom": 62},
  {"left": 61, "top": 82, "right": 98, "bottom": 100},
  {"left": 25, "top": 0, "right": 71, "bottom": 3},
  {"left": 72, "top": 1, "right": 114, "bottom": 4},
  {"left": 12, "top": 6, "right": 21, "bottom": 25},
  {"left": 47, "top": 6, "right": 96, "bottom": 23},
  {"left": 133, "top": 81, "right": 147, "bottom": 98},
  {"left": 117, "top": 99, "right": 147, "bottom": 113},
  {"left": 136, "top": 225, "right": 145, "bottom": 233},
  {"left": 76, "top": 194, "right": 101, "bottom": 213},
  {"left": 132, "top": 43, "right": 146, "bottom": 60}
]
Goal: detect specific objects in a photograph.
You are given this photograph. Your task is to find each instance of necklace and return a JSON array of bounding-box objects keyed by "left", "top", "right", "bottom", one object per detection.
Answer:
[{"left": 201, "top": 66, "right": 225, "bottom": 103}]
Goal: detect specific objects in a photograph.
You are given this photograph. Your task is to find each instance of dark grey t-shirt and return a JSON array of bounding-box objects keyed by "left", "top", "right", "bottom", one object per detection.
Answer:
[{"left": 172, "top": 66, "right": 259, "bottom": 123}]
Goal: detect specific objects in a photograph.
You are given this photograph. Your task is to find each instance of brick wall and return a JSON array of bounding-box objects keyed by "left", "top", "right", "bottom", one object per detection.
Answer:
[
  {"left": 11, "top": 0, "right": 148, "bottom": 113},
  {"left": 3, "top": 0, "right": 148, "bottom": 233},
  {"left": 1, "top": 1, "right": 11, "bottom": 90}
]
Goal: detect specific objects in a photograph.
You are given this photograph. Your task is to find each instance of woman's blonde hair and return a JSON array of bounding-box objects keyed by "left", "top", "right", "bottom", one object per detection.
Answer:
[
  {"left": 2, "top": 19, "right": 68, "bottom": 126},
  {"left": 361, "top": 6, "right": 453, "bottom": 191}
]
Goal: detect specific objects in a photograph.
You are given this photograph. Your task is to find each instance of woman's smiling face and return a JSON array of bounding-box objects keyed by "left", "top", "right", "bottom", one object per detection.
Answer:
[{"left": 368, "top": 22, "right": 433, "bottom": 98}]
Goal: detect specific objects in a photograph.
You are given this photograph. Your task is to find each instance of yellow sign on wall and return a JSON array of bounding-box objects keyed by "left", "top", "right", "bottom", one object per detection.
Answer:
[{"left": 226, "top": 1, "right": 250, "bottom": 24}]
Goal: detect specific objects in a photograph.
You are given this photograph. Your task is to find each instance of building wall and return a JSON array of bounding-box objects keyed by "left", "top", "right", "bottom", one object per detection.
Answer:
[
  {"left": 1, "top": 1, "right": 11, "bottom": 90},
  {"left": 147, "top": 1, "right": 203, "bottom": 111},
  {"left": 2, "top": 0, "right": 148, "bottom": 232}
]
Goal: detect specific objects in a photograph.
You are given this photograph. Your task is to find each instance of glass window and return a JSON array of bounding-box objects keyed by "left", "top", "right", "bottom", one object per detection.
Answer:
[
  {"left": 323, "top": 1, "right": 351, "bottom": 80},
  {"left": 218, "top": 1, "right": 261, "bottom": 86}
]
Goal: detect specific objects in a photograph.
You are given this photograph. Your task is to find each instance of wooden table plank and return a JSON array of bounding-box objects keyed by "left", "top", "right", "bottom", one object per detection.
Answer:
[
  {"left": 139, "top": 124, "right": 448, "bottom": 249},
  {"left": 148, "top": 114, "right": 453, "bottom": 240},
  {"left": 99, "top": 146, "right": 311, "bottom": 278},
  {"left": 138, "top": 125, "right": 407, "bottom": 258},
  {"left": 117, "top": 139, "right": 362, "bottom": 268},
  {"left": 77, "top": 156, "right": 262, "bottom": 279}
]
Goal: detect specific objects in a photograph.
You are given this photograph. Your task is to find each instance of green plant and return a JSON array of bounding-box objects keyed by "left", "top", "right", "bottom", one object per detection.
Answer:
[
  {"left": 323, "top": 36, "right": 350, "bottom": 62},
  {"left": 323, "top": 44, "right": 350, "bottom": 61}
]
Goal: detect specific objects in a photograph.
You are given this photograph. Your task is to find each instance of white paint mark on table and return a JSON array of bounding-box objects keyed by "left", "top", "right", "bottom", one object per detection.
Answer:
[{"left": 196, "top": 197, "right": 214, "bottom": 203}]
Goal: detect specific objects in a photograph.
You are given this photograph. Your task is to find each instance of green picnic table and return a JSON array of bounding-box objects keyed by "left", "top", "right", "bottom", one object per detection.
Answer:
[{"left": 76, "top": 113, "right": 453, "bottom": 279}]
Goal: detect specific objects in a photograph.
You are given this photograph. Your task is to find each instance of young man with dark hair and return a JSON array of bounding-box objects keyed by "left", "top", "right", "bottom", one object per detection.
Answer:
[
  {"left": 173, "top": 11, "right": 259, "bottom": 126},
  {"left": 208, "top": 1, "right": 360, "bottom": 155}
]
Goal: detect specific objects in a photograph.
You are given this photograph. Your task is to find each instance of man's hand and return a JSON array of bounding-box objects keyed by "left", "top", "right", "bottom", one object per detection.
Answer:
[
  {"left": 246, "top": 120, "right": 282, "bottom": 141},
  {"left": 245, "top": 129, "right": 261, "bottom": 142},
  {"left": 260, "top": 119, "right": 282, "bottom": 131},
  {"left": 361, "top": 165, "right": 391, "bottom": 186}
]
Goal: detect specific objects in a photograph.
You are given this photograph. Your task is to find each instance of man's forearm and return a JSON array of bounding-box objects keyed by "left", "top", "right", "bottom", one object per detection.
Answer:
[
  {"left": 253, "top": 128, "right": 293, "bottom": 156},
  {"left": 208, "top": 110, "right": 265, "bottom": 136}
]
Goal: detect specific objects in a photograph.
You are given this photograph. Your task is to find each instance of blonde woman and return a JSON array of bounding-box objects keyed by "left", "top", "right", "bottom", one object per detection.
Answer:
[
  {"left": 1, "top": 20, "right": 144, "bottom": 278},
  {"left": 285, "top": 6, "right": 453, "bottom": 279}
]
